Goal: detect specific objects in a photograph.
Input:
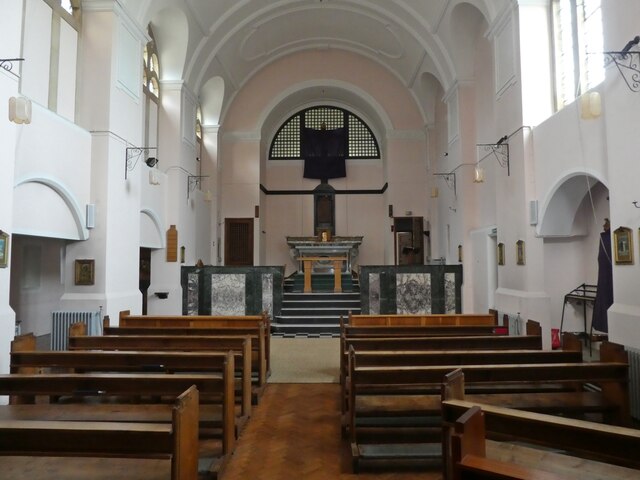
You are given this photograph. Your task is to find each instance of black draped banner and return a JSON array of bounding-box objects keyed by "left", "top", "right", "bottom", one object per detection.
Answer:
[
  {"left": 302, "top": 127, "right": 347, "bottom": 179},
  {"left": 592, "top": 229, "right": 613, "bottom": 333}
]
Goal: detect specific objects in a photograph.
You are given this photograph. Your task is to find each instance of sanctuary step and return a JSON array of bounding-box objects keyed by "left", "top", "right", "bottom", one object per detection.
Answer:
[{"left": 272, "top": 274, "right": 361, "bottom": 336}]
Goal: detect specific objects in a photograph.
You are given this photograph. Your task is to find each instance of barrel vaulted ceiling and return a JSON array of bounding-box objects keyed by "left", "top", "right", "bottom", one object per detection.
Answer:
[{"left": 123, "top": 0, "right": 512, "bottom": 126}]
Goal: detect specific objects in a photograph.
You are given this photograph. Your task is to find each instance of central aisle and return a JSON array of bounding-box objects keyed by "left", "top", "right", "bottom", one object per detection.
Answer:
[{"left": 222, "top": 383, "right": 442, "bottom": 479}]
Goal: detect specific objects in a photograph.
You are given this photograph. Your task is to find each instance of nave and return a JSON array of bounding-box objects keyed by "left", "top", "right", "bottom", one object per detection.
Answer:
[{"left": 222, "top": 383, "right": 437, "bottom": 480}]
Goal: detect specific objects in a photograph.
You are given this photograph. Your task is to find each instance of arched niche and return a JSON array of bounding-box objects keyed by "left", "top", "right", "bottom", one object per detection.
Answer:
[
  {"left": 150, "top": 6, "right": 189, "bottom": 81},
  {"left": 538, "top": 171, "right": 608, "bottom": 238},
  {"left": 448, "top": 2, "right": 489, "bottom": 81},
  {"left": 200, "top": 76, "right": 225, "bottom": 126}
]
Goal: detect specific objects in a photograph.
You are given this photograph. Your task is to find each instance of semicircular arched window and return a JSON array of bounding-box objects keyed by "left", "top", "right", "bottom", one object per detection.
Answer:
[{"left": 269, "top": 106, "right": 380, "bottom": 160}]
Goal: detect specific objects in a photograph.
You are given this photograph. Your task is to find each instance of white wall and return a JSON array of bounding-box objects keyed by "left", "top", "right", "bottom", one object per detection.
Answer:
[
  {"left": 9, "top": 236, "right": 66, "bottom": 337},
  {"left": 602, "top": 0, "right": 640, "bottom": 348},
  {"left": 222, "top": 49, "right": 426, "bottom": 268},
  {"left": 13, "top": 103, "right": 92, "bottom": 240}
]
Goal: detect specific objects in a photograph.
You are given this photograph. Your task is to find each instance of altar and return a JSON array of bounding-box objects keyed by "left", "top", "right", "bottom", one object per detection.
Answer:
[{"left": 286, "top": 236, "right": 363, "bottom": 273}]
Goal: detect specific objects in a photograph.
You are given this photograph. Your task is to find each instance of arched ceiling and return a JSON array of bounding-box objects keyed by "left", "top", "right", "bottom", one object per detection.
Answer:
[{"left": 123, "top": 0, "right": 511, "bottom": 125}]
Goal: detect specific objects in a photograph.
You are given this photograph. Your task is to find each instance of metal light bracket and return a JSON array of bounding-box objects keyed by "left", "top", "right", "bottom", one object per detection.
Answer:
[
  {"left": 434, "top": 173, "right": 457, "bottom": 196},
  {"left": 187, "top": 175, "right": 209, "bottom": 199},
  {"left": 477, "top": 137, "right": 510, "bottom": 176},
  {"left": 125, "top": 147, "right": 157, "bottom": 179},
  {"left": 0, "top": 58, "right": 25, "bottom": 78}
]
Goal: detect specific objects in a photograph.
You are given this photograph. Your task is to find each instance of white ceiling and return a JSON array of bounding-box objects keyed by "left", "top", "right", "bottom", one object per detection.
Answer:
[{"left": 123, "top": 0, "right": 510, "bottom": 125}]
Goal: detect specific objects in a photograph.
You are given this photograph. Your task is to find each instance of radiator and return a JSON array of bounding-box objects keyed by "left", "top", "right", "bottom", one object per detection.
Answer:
[
  {"left": 628, "top": 347, "right": 640, "bottom": 420},
  {"left": 51, "top": 310, "right": 102, "bottom": 350}
]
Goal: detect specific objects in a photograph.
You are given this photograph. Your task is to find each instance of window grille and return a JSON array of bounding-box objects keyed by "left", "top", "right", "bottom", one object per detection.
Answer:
[{"left": 269, "top": 106, "right": 380, "bottom": 160}]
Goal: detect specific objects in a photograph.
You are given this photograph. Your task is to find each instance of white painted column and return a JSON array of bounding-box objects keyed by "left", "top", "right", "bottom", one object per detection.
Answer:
[{"left": 61, "top": 0, "right": 147, "bottom": 321}]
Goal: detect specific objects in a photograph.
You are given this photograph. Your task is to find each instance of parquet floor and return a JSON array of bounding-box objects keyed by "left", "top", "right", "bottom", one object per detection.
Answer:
[{"left": 223, "top": 383, "right": 442, "bottom": 479}]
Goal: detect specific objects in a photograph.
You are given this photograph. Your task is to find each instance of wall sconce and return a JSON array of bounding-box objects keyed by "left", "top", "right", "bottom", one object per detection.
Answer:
[
  {"left": 8, "top": 96, "right": 32, "bottom": 124},
  {"left": 603, "top": 35, "right": 640, "bottom": 92},
  {"left": 125, "top": 147, "right": 157, "bottom": 179},
  {"left": 430, "top": 187, "right": 439, "bottom": 198},
  {"left": 180, "top": 246, "right": 185, "bottom": 263},
  {"left": 204, "top": 190, "right": 213, "bottom": 202}
]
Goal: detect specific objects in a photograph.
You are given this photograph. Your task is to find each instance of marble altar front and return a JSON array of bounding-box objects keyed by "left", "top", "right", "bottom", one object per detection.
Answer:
[{"left": 286, "top": 236, "right": 363, "bottom": 273}]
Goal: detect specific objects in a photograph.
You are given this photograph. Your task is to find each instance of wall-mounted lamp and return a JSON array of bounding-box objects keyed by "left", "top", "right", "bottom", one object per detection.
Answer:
[
  {"left": 154, "top": 292, "right": 169, "bottom": 299},
  {"left": 8, "top": 96, "right": 32, "bottom": 124},
  {"left": 430, "top": 187, "right": 439, "bottom": 198},
  {"left": 180, "top": 246, "right": 185, "bottom": 263},
  {"left": 603, "top": 35, "right": 640, "bottom": 92},
  {"left": 125, "top": 147, "right": 157, "bottom": 179},
  {"left": 1, "top": 58, "right": 25, "bottom": 79}
]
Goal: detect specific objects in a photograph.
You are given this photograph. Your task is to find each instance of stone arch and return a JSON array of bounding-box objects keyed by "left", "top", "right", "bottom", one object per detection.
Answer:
[
  {"left": 538, "top": 170, "right": 608, "bottom": 237},
  {"left": 14, "top": 177, "right": 88, "bottom": 240},
  {"left": 140, "top": 208, "right": 165, "bottom": 248}
]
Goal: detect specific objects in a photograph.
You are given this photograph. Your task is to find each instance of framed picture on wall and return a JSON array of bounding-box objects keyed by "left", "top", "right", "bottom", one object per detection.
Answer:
[
  {"left": 497, "top": 243, "right": 505, "bottom": 266},
  {"left": 614, "top": 226, "right": 633, "bottom": 264},
  {"left": 516, "top": 240, "right": 525, "bottom": 265},
  {"left": 0, "top": 231, "right": 9, "bottom": 268},
  {"left": 75, "top": 259, "right": 95, "bottom": 285}
]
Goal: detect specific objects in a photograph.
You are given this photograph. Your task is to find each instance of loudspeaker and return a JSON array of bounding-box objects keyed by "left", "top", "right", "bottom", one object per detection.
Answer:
[
  {"left": 86, "top": 204, "right": 96, "bottom": 229},
  {"left": 529, "top": 200, "right": 538, "bottom": 226}
]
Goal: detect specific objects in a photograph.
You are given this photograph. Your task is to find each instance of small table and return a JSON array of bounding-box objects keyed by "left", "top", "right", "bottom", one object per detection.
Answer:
[{"left": 297, "top": 256, "right": 347, "bottom": 293}]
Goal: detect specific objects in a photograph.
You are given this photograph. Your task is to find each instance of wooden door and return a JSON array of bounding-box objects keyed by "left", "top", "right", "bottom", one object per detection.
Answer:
[{"left": 224, "top": 218, "right": 254, "bottom": 266}]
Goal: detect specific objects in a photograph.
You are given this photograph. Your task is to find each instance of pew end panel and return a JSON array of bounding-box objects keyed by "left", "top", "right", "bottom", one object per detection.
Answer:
[{"left": 172, "top": 385, "right": 200, "bottom": 479}]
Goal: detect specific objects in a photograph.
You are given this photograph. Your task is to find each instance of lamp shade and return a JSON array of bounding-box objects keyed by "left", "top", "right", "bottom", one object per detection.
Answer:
[
  {"left": 8, "top": 96, "right": 32, "bottom": 124},
  {"left": 473, "top": 166, "right": 485, "bottom": 183}
]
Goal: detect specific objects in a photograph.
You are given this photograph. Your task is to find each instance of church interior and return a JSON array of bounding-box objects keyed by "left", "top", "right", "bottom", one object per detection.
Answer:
[{"left": 1, "top": 0, "right": 640, "bottom": 478}]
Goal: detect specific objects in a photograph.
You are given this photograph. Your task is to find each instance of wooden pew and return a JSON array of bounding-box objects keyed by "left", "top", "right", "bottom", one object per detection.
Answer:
[
  {"left": 102, "top": 323, "right": 268, "bottom": 393},
  {"left": 341, "top": 333, "right": 582, "bottom": 426},
  {"left": 117, "top": 311, "right": 271, "bottom": 374},
  {"left": 0, "top": 385, "right": 199, "bottom": 480},
  {"left": 69, "top": 329, "right": 267, "bottom": 401},
  {"left": 341, "top": 322, "right": 505, "bottom": 338},
  {"left": 347, "top": 348, "right": 629, "bottom": 471},
  {"left": 340, "top": 328, "right": 543, "bottom": 392},
  {"left": 12, "top": 332, "right": 252, "bottom": 420},
  {"left": 439, "top": 340, "right": 630, "bottom": 424},
  {"left": 0, "top": 369, "right": 235, "bottom": 476},
  {"left": 348, "top": 312, "right": 497, "bottom": 326},
  {"left": 444, "top": 402, "right": 640, "bottom": 480},
  {"left": 346, "top": 312, "right": 498, "bottom": 326}
]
